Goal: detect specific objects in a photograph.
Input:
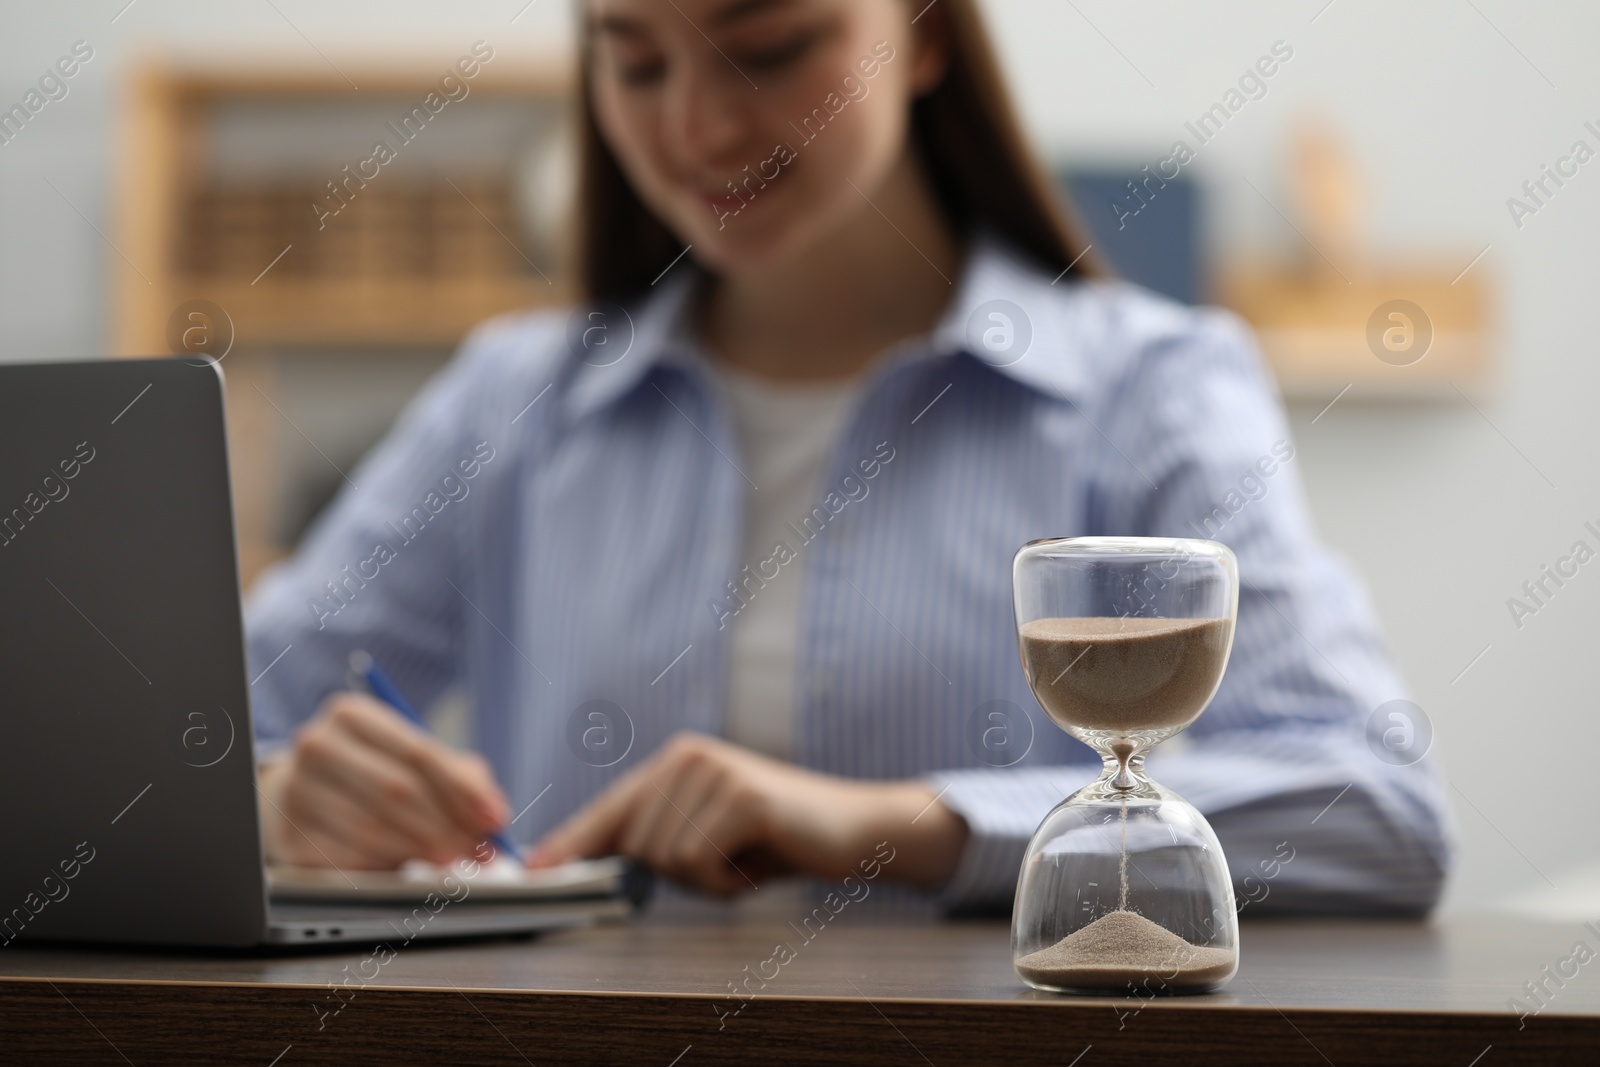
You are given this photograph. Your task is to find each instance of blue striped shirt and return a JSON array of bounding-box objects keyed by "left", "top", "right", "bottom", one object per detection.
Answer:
[{"left": 244, "top": 235, "right": 1452, "bottom": 913}]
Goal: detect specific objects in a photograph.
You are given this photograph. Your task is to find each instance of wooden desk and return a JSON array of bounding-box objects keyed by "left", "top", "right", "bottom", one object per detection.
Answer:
[{"left": 1, "top": 895, "right": 1594, "bottom": 1065}]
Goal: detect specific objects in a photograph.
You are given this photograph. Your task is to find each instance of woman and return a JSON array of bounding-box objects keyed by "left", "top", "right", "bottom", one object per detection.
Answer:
[{"left": 248, "top": 0, "right": 1450, "bottom": 912}]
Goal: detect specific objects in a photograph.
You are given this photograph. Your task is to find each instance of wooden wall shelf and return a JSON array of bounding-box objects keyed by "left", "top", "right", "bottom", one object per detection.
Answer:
[
  {"left": 172, "top": 277, "right": 562, "bottom": 348},
  {"left": 108, "top": 56, "right": 575, "bottom": 585},
  {"left": 1214, "top": 123, "right": 1496, "bottom": 401},
  {"left": 111, "top": 57, "right": 574, "bottom": 357},
  {"left": 1218, "top": 263, "right": 1493, "bottom": 400}
]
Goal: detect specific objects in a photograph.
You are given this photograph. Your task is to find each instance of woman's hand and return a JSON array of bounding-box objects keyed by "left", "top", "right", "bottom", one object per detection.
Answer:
[
  {"left": 528, "top": 732, "right": 969, "bottom": 894},
  {"left": 258, "top": 692, "right": 512, "bottom": 869}
]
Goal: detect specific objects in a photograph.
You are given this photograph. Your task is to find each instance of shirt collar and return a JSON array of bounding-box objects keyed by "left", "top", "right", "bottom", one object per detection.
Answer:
[
  {"left": 925, "top": 230, "right": 1092, "bottom": 402},
  {"left": 561, "top": 268, "right": 705, "bottom": 424},
  {"left": 560, "top": 231, "right": 1091, "bottom": 424}
]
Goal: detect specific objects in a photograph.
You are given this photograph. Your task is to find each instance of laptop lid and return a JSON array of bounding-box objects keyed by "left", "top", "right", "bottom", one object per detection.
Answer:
[{"left": 0, "top": 357, "right": 269, "bottom": 948}]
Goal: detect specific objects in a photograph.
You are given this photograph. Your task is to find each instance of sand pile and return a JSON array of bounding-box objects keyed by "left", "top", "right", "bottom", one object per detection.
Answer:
[{"left": 1015, "top": 910, "right": 1235, "bottom": 991}]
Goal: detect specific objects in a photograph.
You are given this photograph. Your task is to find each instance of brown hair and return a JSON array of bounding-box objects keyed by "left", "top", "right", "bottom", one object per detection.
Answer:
[{"left": 574, "top": 0, "right": 1101, "bottom": 300}]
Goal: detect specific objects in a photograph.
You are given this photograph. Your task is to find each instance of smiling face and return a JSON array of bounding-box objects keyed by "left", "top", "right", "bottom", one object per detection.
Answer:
[{"left": 585, "top": 0, "right": 939, "bottom": 275}]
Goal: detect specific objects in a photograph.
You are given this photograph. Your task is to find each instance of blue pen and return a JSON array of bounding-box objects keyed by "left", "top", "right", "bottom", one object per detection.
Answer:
[{"left": 348, "top": 649, "right": 521, "bottom": 862}]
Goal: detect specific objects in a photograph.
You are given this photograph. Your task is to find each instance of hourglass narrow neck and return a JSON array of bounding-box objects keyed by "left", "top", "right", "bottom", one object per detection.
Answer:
[{"left": 1097, "top": 742, "right": 1156, "bottom": 796}]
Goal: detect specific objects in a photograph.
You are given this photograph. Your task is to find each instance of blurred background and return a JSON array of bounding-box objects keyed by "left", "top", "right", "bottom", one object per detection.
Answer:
[{"left": 1, "top": 0, "right": 1595, "bottom": 919}]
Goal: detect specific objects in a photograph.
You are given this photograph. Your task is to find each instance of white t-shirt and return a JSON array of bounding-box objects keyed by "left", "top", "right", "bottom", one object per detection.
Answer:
[{"left": 705, "top": 360, "right": 865, "bottom": 762}]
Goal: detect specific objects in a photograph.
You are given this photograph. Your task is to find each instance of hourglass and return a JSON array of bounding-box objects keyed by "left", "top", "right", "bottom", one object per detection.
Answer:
[{"left": 1010, "top": 536, "right": 1240, "bottom": 994}]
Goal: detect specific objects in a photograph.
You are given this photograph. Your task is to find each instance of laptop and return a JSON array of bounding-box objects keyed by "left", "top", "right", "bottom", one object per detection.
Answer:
[{"left": 0, "top": 356, "right": 644, "bottom": 949}]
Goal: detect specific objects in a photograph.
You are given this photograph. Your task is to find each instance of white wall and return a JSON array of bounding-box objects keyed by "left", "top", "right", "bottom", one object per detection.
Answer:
[{"left": 3, "top": 0, "right": 1595, "bottom": 915}]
